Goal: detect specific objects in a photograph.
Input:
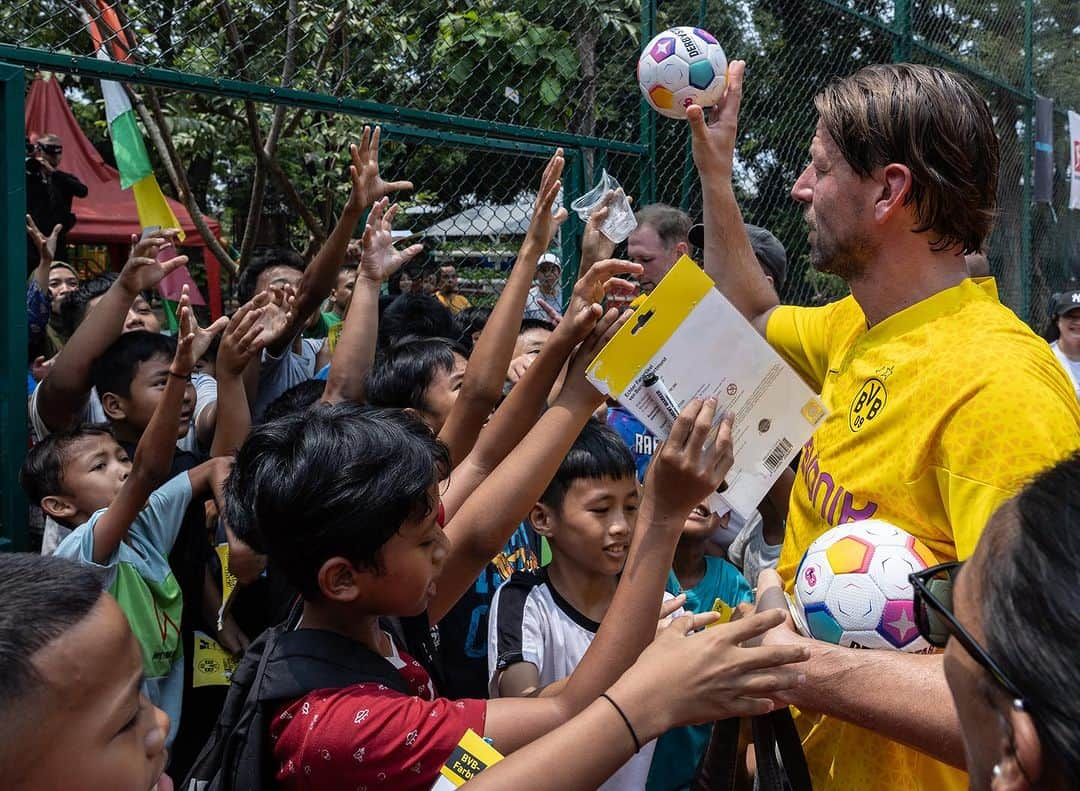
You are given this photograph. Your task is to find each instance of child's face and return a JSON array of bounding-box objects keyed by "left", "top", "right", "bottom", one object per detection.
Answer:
[
  {"left": 681, "top": 499, "right": 730, "bottom": 539},
  {"left": 546, "top": 475, "right": 640, "bottom": 576},
  {"left": 418, "top": 353, "right": 467, "bottom": 433},
  {"left": 513, "top": 327, "right": 552, "bottom": 359},
  {"left": 55, "top": 433, "right": 132, "bottom": 520},
  {"left": 10, "top": 594, "right": 171, "bottom": 790},
  {"left": 110, "top": 354, "right": 196, "bottom": 438},
  {"left": 367, "top": 488, "right": 450, "bottom": 617}
]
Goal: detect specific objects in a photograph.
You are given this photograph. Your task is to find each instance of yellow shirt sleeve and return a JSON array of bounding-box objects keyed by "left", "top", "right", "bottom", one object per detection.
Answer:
[
  {"left": 765, "top": 301, "right": 848, "bottom": 392},
  {"left": 933, "top": 365, "right": 1080, "bottom": 560}
]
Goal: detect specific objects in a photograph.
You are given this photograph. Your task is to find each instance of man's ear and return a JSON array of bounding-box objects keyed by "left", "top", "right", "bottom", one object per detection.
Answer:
[
  {"left": 99, "top": 392, "right": 128, "bottom": 422},
  {"left": 674, "top": 241, "right": 690, "bottom": 259},
  {"left": 530, "top": 503, "right": 556, "bottom": 539},
  {"left": 874, "top": 163, "right": 913, "bottom": 224},
  {"left": 317, "top": 556, "right": 367, "bottom": 604},
  {"left": 41, "top": 495, "right": 77, "bottom": 522}
]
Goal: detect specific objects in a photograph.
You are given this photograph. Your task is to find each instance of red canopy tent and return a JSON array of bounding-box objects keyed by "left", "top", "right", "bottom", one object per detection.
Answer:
[{"left": 24, "top": 74, "right": 224, "bottom": 318}]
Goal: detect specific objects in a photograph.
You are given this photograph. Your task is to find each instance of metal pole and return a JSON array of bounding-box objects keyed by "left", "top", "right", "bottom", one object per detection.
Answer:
[
  {"left": 679, "top": 0, "right": 710, "bottom": 212},
  {"left": 561, "top": 148, "right": 584, "bottom": 305},
  {"left": 892, "top": 0, "right": 912, "bottom": 61},
  {"left": 639, "top": 0, "right": 657, "bottom": 206},
  {"left": 1021, "top": 0, "right": 1033, "bottom": 323},
  {"left": 0, "top": 62, "right": 28, "bottom": 551}
]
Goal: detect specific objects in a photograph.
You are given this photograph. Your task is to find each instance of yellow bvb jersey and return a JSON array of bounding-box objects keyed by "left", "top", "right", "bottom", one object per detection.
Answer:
[{"left": 765, "top": 277, "right": 1080, "bottom": 791}]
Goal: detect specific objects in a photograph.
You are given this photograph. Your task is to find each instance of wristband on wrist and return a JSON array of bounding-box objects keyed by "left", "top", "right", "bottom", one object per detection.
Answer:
[
  {"left": 168, "top": 369, "right": 191, "bottom": 381},
  {"left": 600, "top": 692, "right": 641, "bottom": 753}
]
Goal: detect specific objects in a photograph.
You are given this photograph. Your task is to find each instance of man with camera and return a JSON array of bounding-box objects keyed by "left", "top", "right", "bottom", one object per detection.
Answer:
[{"left": 27, "top": 134, "right": 87, "bottom": 272}]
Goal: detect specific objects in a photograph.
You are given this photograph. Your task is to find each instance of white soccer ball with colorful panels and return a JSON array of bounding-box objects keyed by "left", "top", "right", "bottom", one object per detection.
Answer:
[
  {"left": 792, "top": 520, "right": 939, "bottom": 652},
  {"left": 637, "top": 27, "right": 728, "bottom": 119}
]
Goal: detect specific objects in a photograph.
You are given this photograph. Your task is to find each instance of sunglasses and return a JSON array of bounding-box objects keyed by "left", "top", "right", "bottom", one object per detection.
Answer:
[
  {"left": 909, "top": 562, "right": 1027, "bottom": 706},
  {"left": 40, "top": 144, "right": 63, "bottom": 155}
]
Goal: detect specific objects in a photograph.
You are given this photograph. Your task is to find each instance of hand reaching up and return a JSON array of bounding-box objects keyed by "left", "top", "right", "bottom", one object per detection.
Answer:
[
  {"left": 117, "top": 229, "right": 188, "bottom": 297},
  {"left": 248, "top": 285, "right": 296, "bottom": 349},
  {"left": 216, "top": 296, "right": 270, "bottom": 378},
  {"left": 26, "top": 215, "right": 62, "bottom": 269},
  {"left": 565, "top": 258, "right": 642, "bottom": 320},
  {"left": 579, "top": 190, "right": 631, "bottom": 276},
  {"left": 345, "top": 126, "right": 414, "bottom": 215},
  {"left": 176, "top": 284, "right": 228, "bottom": 363},
  {"left": 556, "top": 307, "right": 631, "bottom": 409},
  {"left": 524, "top": 148, "right": 569, "bottom": 251},
  {"left": 687, "top": 60, "right": 746, "bottom": 180},
  {"left": 172, "top": 304, "right": 199, "bottom": 378},
  {"left": 359, "top": 199, "right": 423, "bottom": 284},
  {"left": 645, "top": 398, "right": 734, "bottom": 522}
]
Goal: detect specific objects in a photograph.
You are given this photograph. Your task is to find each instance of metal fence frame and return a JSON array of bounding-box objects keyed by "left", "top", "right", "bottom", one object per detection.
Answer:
[{"left": 0, "top": 0, "right": 1069, "bottom": 549}]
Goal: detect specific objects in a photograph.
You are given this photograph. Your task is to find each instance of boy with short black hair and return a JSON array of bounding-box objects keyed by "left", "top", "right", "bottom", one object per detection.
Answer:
[
  {"left": 21, "top": 303, "right": 230, "bottom": 747},
  {"left": 365, "top": 336, "right": 468, "bottom": 432},
  {"left": 0, "top": 553, "right": 172, "bottom": 791},
  {"left": 487, "top": 418, "right": 662, "bottom": 790}
]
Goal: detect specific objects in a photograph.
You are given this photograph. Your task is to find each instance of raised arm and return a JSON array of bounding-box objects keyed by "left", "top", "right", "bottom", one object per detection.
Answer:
[
  {"left": 687, "top": 61, "right": 778, "bottom": 333},
  {"left": 480, "top": 401, "right": 809, "bottom": 753},
  {"left": 209, "top": 295, "right": 270, "bottom": 457},
  {"left": 26, "top": 215, "right": 61, "bottom": 295},
  {"left": 465, "top": 609, "right": 806, "bottom": 789},
  {"left": 36, "top": 230, "right": 187, "bottom": 433},
  {"left": 322, "top": 200, "right": 421, "bottom": 405},
  {"left": 89, "top": 297, "right": 198, "bottom": 564},
  {"left": 437, "top": 150, "right": 568, "bottom": 467},
  {"left": 267, "top": 126, "right": 412, "bottom": 356},
  {"left": 439, "top": 258, "right": 642, "bottom": 521}
]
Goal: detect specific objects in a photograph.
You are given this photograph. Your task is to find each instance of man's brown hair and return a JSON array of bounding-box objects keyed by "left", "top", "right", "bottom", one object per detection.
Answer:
[
  {"left": 634, "top": 204, "right": 692, "bottom": 249},
  {"left": 814, "top": 63, "right": 999, "bottom": 254}
]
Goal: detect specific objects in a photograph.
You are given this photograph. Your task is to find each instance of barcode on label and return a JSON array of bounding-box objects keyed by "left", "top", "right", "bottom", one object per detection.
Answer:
[{"left": 763, "top": 437, "right": 793, "bottom": 473}]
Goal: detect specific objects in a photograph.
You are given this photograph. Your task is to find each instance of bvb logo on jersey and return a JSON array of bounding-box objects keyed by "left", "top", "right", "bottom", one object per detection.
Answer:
[{"left": 848, "top": 378, "right": 887, "bottom": 432}]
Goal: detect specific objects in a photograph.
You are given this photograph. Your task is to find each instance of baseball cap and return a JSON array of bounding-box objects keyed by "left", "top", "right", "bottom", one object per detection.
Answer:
[
  {"left": 538, "top": 252, "right": 561, "bottom": 269},
  {"left": 1052, "top": 290, "right": 1080, "bottom": 317},
  {"left": 687, "top": 222, "right": 787, "bottom": 292}
]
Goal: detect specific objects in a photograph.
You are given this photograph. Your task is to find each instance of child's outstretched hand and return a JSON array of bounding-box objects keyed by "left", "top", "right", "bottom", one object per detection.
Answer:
[
  {"left": 645, "top": 398, "right": 734, "bottom": 522},
  {"left": 172, "top": 299, "right": 199, "bottom": 378},
  {"left": 523, "top": 148, "right": 568, "bottom": 251},
  {"left": 359, "top": 198, "right": 423, "bottom": 284},
  {"left": 248, "top": 284, "right": 296, "bottom": 348},
  {"left": 117, "top": 229, "right": 188, "bottom": 297},
  {"left": 345, "top": 126, "right": 413, "bottom": 215},
  {"left": 564, "top": 258, "right": 642, "bottom": 321},
  {"left": 216, "top": 295, "right": 270, "bottom": 377},
  {"left": 176, "top": 284, "right": 228, "bottom": 364},
  {"left": 579, "top": 190, "right": 632, "bottom": 276},
  {"left": 556, "top": 307, "right": 631, "bottom": 409},
  {"left": 26, "top": 214, "right": 62, "bottom": 268}
]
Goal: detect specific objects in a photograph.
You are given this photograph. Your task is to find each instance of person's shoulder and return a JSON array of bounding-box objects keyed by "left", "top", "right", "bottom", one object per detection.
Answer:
[{"left": 494, "top": 568, "right": 550, "bottom": 603}]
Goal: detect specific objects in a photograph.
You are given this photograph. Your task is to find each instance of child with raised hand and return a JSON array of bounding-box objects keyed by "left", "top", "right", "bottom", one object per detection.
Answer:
[
  {"left": 25, "top": 297, "right": 231, "bottom": 747},
  {"left": 322, "top": 197, "right": 423, "bottom": 405},
  {"left": 211, "top": 286, "right": 807, "bottom": 789}
]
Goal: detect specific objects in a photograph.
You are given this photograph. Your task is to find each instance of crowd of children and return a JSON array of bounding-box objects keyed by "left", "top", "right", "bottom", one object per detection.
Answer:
[{"left": 7, "top": 60, "right": 1080, "bottom": 791}]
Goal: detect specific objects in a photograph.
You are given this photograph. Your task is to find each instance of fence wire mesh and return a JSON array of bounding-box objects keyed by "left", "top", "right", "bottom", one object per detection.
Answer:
[{"left": 1, "top": 0, "right": 1077, "bottom": 320}]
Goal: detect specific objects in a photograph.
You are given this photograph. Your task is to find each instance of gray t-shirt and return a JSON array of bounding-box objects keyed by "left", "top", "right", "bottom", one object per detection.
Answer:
[{"left": 253, "top": 338, "right": 324, "bottom": 420}]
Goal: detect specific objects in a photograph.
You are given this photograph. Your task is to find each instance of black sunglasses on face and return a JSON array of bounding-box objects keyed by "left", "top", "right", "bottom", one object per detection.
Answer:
[
  {"left": 909, "top": 562, "right": 1027, "bottom": 706},
  {"left": 40, "top": 144, "right": 63, "bottom": 155}
]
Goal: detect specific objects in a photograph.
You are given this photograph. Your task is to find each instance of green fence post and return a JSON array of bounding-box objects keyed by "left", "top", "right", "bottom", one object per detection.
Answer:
[
  {"left": 892, "top": 0, "right": 912, "bottom": 61},
  {"left": 678, "top": 0, "right": 710, "bottom": 212},
  {"left": 0, "top": 62, "right": 28, "bottom": 552},
  {"left": 1019, "top": 0, "right": 1034, "bottom": 324},
  {"left": 561, "top": 148, "right": 585, "bottom": 305},
  {"left": 639, "top": 0, "right": 657, "bottom": 206}
]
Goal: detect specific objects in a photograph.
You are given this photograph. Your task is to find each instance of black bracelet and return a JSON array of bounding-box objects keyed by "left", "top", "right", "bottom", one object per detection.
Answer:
[
  {"left": 600, "top": 693, "right": 641, "bottom": 753},
  {"left": 168, "top": 370, "right": 190, "bottom": 381}
]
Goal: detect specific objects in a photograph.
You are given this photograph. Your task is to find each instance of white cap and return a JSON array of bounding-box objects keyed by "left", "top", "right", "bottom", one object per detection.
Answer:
[{"left": 538, "top": 252, "right": 561, "bottom": 268}]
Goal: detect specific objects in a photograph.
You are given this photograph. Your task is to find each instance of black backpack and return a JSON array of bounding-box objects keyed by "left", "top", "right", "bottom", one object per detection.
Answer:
[{"left": 181, "top": 621, "right": 409, "bottom": 791}]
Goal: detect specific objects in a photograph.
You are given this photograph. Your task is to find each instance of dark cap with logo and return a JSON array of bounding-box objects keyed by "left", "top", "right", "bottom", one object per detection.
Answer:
[
  {"left": 688, "top": 222, "right": 787, "bottom": 292},
  {"left": 1053, "top": 290, "right": 1080, "bottom": 317}
]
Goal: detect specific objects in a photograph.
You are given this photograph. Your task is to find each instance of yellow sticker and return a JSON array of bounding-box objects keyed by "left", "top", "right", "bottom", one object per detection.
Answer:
[
  {"left": 215, "top": 543, "right": 239, "bottom": 632},
  {"left": 801, "top": 398, "right": 826, "bottom": 426},
  {"left": 193, "top": 631, "right": 240, "bottom": 688},
  {"left": 706, "top": 597, "right": 734, "bottom": 627},
  {"left": 434, "top": 729, "right": 505, "bottom": 788}
]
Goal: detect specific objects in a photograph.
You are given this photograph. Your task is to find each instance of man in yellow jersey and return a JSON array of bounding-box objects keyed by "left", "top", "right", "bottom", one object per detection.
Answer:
[{"left": 688, "top": 62, "right": 1080, "bottom": 790}]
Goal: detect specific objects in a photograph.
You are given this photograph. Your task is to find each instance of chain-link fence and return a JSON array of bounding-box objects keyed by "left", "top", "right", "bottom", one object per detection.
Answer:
[{"left": 1, "top": 0, "right": 1077, "bottom": 546}]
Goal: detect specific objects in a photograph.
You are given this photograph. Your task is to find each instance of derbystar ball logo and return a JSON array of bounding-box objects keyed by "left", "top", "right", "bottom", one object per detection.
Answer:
[{"left": 677, "top": 30, "right": 701, "bottom": 57}]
